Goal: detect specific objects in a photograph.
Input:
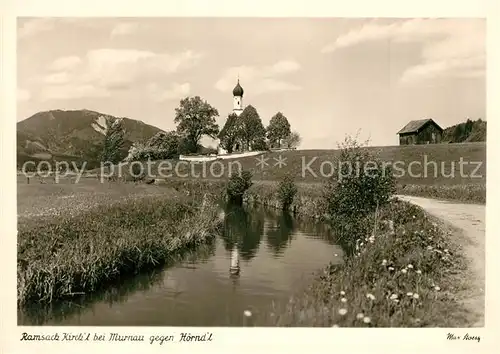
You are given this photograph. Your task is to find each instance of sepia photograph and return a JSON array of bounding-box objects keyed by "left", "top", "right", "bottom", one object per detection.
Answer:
[{"left": 15, "top": 16, "right": 486, "bottom": 329}]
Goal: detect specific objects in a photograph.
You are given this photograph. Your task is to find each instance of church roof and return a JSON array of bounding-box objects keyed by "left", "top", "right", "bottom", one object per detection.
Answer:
[{"left": 232, "top": 80, "right": 244, "bottom": 96}]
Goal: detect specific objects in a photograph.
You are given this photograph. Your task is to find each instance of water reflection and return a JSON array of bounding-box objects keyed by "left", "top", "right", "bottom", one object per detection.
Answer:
[
  {"left": 19, "top": 204, "right": 344, "bottom": 326},
  {"left": 221, "top": 204, "right": 264, "bottom": 261},
  {"left": 265, "top": 212, "right": 295, "bottom": 256}
]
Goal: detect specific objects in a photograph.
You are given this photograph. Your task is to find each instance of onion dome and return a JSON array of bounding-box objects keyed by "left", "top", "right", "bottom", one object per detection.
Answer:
[{"left": 232, "top": 80, "right": 244, "bottom": 97}]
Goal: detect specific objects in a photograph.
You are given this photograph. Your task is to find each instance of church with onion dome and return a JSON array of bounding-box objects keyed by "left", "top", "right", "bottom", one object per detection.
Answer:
[
  {"left": 232, "top": 79, "right": 244, "bottom": 117},
  {"left": 216, "top": 78, "right": 248, "bottom": 155}
]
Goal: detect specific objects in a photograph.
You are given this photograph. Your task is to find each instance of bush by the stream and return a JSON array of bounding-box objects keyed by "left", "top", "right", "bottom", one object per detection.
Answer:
[
  {"left": 323, "top": 135, "right": 396, "bottom": 219},
  {"left": 226, "top": 170, "right": 253, "bottom": 205},
  {"left": 277, "top": 174, "right": 298, "bottom": 211}
]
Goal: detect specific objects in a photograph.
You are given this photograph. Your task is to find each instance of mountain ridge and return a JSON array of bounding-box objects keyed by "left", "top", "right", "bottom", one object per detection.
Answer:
[{"left": 17, "top": 109, "right": 164, "bottom": 169}]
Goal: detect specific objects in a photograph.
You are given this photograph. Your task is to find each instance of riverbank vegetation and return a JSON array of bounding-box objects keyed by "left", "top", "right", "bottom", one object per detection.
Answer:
[
  {"left": 254, "top": 199, "right": 470, "bottom": 327},
  {"left": 17, "top": 191, "right": 223, "bottom": 306},
  {"left": 240, "top": 137, "right": 471, "bottom": 326}
]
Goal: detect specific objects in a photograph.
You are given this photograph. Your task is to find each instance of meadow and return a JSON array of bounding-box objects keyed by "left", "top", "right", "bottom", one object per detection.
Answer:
[{"left": 87, "top": 142, "right": 486, "bottom": 203}]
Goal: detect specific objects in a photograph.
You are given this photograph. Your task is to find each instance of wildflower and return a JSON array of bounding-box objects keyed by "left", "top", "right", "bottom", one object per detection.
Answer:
[
  {"left": 340, "top": 291, "right": 346, "bottom": 296},
  {"left": 434, "top": 286, "right": 441, "bottom": 291},
  {"left": 406, "top": 292, "right": 413, "bottom": 296},
  {"left": 382, "top": 259, "right": 387, "bottom": 266},
  {"left": 334, "top": 253, "right": 338, "bottom": 257},
  {"left": 401, "top": 269, "right": 407, "bottom": 274},
  {"left": 366, "top": 293, "right": 376, "bottom": 301},
  {"left": 413, "top": 293, "right": 419, "bottom": 299},
  {"left": 338, "top": 308, "right": 348, "bottom": 316},
  {"left": 389, "top": 294, "right": 398, "bottom": 300},
  {"left": 407, "top": 264, "right": 414, "bottom": 269},
  {"left": 413, "top": 215, "right": 416, "bottom": 219},
  {"left": 244, "top": 310, "right": 252, "bottom": 317},
  {"left": 341, "top": 298, "right": 347, "bottom": 303},
  {"left": 416, "top": 270, "right": 422, "bottom": 274},
  {"left": 388, "top": 267, "right": 395, "bottom": 271},
  {"left": 360, "top": 242, "right": 364, "bottom": 247},
  {"left": 356, "top": 313, "right": 364, "bottom": 320},
  {"left": 363, "top": 316, "right": 371, "bottom": 324}
]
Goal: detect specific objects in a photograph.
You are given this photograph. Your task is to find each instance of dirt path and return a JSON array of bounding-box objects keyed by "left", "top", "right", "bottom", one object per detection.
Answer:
[{"left": 396, "top": 195, "right": 485, "bottom": 327}]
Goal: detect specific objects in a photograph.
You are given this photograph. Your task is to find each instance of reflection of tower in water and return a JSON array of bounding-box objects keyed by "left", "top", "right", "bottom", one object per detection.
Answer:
[{"left": 229, "top": 245, "right": 240, "bottom": 276}]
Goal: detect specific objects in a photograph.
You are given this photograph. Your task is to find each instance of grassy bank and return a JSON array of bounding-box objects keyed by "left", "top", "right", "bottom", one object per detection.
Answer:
[
  {"left": 397, "top": 184, "right": 486, "bottom": 204},
  {"left": 253, "top": 198, "right": 471, "bottom": 327},
  {"left": 17, "top": 192, "right": 223, "bottom": 306}
]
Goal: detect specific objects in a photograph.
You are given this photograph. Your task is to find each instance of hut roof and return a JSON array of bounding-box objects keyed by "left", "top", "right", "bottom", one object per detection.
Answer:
[{"left": 397, "top": 119, "right": 443, "bottom": 134}]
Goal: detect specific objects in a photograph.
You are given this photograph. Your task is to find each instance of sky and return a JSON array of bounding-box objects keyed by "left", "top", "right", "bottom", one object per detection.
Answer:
[{"left": 17, "top": 17, "right": 486, "bottom": 148}]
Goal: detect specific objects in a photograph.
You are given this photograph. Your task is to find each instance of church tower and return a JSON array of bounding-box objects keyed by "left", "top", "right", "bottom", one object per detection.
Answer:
[{"left": 232, "top": 79, "right": 244, "bottom": 116}]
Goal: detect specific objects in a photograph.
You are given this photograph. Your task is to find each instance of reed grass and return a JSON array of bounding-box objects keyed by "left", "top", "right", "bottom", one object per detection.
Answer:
[{"left": 17, "top": 193, "right": 223, "bottom": 306}]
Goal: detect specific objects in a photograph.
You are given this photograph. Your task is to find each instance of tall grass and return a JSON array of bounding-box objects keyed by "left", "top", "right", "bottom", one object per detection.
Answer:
[{"left": 17, "top": 193, "right": 223, "bottom": 306}]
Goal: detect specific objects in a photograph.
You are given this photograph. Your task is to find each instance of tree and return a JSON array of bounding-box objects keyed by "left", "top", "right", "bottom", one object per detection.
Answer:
[
  {"left": 267, "top": 112, "right": 291, "bottom": 148},
  {"left": 283, "top": 131, "right": 302, "bottom": 149},
  {"left": 174, "top": 96, "right": 219, "bottom": 154},
  {"left": 464, "top": 118, "right": 474, "bottom": 137},
  {"left": 146, "top": 131, "right": 180, "bottom": 159},
  {"left": 102, "top": 118, "right": 125, "bottom": 164},
  {"left": 238, "top": 105, "right": 266, "bottom": 151},
  {"left": 218, "top": 113, "right": 239, "bottom": 153},
  {"left": 148, "top": 131, "right": 179, "bottom": 155}
]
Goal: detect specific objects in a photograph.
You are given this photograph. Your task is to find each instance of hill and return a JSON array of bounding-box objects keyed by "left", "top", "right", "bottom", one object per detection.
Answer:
[
  {"left": 17, "top": 109, "right": 164, "bottom": 169},
  {"left": 442, "top": 119, "right": 486, "bottom": 143}
]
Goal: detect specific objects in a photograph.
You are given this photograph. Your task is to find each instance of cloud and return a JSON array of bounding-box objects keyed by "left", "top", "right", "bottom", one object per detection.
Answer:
[
  {"left": 215, "top": 60, "right": 301, "bottom": 95},
  {"left": 39, "top": 48, "right": 204, "bottom": 100},
  {"left": 48, "top": 56, "right": 82, "bottom": 72},
  {"left": 148, "top": 82, "right": 191, "bottom": 102},
  {"left": 321, "top": 19, "right": 485, "bottom": 84},
  {"left": 110, "top": 22, "right": 139, "bottom": 38},
  {"left": 17, "top": 89, "right": 31, "bottom": 102}
]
